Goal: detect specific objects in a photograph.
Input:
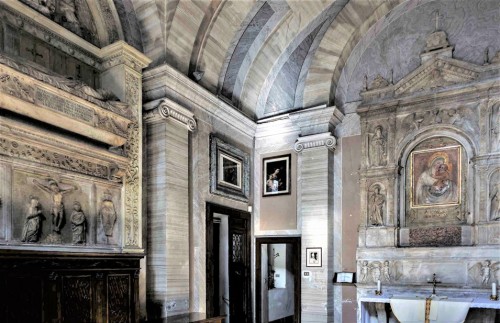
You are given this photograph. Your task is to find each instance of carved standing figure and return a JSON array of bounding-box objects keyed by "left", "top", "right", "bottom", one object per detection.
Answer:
[
  {"left": 360, "top": 261, "right": 370, "bottom": 282},
  {"left": 481, "top": 260, "right": 491, "bottom": 285},
  {"left": 21, "top": 196, "right": 44, "bottom": 242},
  {"left": 70, "top": 201, "right": 86, "bottom": 244},
  {"left": 100, "top": 192, "right": 117, "bottom": 237},
  {"left": 382, "top": 261, "right": 391, "bottom": 282},
  {"left": 491, "top": 182, "right": 500, "bottom": 221},
  {"left": 33, "top": 179, "right": 76, "bottom": 233},
  {"left": 369, "top": 185, "right": 385, "bottom": 226},
  {"left": 369, "top": 126, "right": 386, "bottom": 166}
]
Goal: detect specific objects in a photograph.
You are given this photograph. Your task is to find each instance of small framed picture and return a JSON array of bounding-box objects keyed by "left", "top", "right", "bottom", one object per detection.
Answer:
[
  {"left": 306, "top": 247, "right": 322, "bottom": 267},
  {"left": 218, "top": 152, "right": 242, "bottom": 190},
  {"left": 210, "top": 135, "right": 249, "bottom": 202},
  {"left": 263, "top": 154, "right": 291, "bottom": 196}
]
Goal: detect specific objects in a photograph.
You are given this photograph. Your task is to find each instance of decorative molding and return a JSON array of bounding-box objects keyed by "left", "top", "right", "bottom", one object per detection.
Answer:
[
  {"left": 144, "top": 98, "right": 197, "bottom": 132},
  {"left": 294, "top": 132, "right": 337, "bottom": 153},
  {"left": 124, "top": 122, "right": 140, "bottom": 247},
  {"left": 101, "top": 41, "right": 152, "bottom": 73},
  {"left": 143, "top": 64, "right": 256, "bottom": 138},
  {"left": 0, "top": 136, "right": 119, "bottom": 181}
]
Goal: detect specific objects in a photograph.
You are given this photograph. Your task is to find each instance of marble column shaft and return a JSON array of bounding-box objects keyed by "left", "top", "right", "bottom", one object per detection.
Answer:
[
  {"left": 145, "top": 102, "right": 195, "bottom": 318},
  {"left": 297, "top": 133, "right": 335, "bottom": 322}
]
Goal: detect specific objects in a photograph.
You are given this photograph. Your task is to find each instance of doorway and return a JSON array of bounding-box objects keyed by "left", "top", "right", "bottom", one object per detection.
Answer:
[
  {"left": 256, "top": 237, "right": 301, "bottom": 323},
  {"left": 206, "top": 203, "right": 251, "bottom": 323}
]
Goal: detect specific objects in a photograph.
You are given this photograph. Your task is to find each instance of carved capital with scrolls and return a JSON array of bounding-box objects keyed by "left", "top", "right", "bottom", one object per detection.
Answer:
[
  {"left": 144, "top": 99, "right": 197, "bottom": 132},
  {"left": 294, "top": 132, "right": 336, "bottom": 153}
]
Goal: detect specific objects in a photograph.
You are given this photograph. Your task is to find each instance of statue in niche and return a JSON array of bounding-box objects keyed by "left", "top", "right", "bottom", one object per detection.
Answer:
[
  {"left": 491, "top": 104, "right": 500, "bottom": 151},
  {"left": 33, "top": 179, "right": 76, "bottom": 234},
  {"left": 382, "top": 261, "right": 391, "bottom": 282},
  {"left": 99, "top": 191, "right": 117, "bottom": 237},
  {"left": 368, "top": 185, "right": 385, "bottom": 226},
  {"left": 490, "top": 182, "right": 500, "bottom": 221},
  {"left": 21, "top": 196, "right": 44, "bottom": 243},
  {"left": 368, "top": 126, "right": 386, "bottom": 166},
  {"left": 360, "top": 261, "right": 370, "bottom": 283},
  {"left": 70, "top": 201, "right": 86, "bottom": 244}
]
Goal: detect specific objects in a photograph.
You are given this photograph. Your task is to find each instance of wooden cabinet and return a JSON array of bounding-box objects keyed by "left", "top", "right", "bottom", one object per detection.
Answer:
[{"left": 0, "top": 251, "right": 141, "bottom": 323}]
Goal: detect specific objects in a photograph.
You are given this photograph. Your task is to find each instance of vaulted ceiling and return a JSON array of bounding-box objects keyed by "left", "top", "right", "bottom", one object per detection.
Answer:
[{"left": 19, "top": 0, "right": 500, "bottom": 121}]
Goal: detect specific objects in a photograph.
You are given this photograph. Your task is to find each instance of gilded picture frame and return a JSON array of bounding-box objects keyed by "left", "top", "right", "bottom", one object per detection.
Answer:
[{"left": 410, "top": 145, "right": 461, "bottom": 208}]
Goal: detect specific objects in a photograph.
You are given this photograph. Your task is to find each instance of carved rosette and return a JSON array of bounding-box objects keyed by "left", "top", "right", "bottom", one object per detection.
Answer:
[{"left": 294, "top": 132, "right": 336, "bottom": 153}]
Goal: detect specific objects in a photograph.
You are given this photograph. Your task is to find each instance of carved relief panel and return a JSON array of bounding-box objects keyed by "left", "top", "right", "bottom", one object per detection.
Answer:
[{"left": 9, "top": 167, "right": 121, "bottom": 246}]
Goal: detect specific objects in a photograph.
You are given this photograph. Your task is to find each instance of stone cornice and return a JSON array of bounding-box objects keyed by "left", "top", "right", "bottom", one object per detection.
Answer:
[
  {"left": 100, "top": 41, "right": 152, "bottom": 72},
  {"left": 144, "top": 98, "right": 197, "bottom": 132},
  {"left": 142, "top": 64, "right": 256, "bottom": 138},
  {"left": 294, "top": 132, "right": 337, "bottom": 152},
  {"left": 289, "top": 105, "right": 344, "bottom": 135}
]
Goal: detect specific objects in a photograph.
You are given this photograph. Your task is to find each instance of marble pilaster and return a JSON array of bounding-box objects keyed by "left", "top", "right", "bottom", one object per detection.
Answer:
[
  {"left": 145, "top": 99, "right": 196, "bottom": 318},
  {"left": 295, "top": 132, "right": 336, "bottom": 322}
]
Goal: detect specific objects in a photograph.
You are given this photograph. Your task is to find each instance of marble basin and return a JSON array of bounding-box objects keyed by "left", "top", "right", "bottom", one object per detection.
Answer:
[{"left": 390, "top": 295, "right": 473, "bottom": 323}]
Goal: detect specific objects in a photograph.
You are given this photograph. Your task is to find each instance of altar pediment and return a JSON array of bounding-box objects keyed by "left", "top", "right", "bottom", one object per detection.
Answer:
[{"left": 394, "top": 57, "right": 480, "bottom": 96}]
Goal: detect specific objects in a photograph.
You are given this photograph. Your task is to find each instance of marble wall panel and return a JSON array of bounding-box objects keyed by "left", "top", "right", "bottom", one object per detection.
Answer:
[{"left": 0, "top": 162, "right": 8, "bottom": 240}]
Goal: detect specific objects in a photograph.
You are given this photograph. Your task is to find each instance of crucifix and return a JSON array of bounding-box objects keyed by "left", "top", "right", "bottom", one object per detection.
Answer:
[{"left": 427, "top": 273, "right": 442, "bottom": 295}]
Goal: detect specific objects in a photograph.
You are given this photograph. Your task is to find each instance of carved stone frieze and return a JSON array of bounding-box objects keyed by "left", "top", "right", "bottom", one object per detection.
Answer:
[
  {"left": 0, "top": 62, "right": 132, "bottom": 145},
  {"left": 294, "top": 132, "right": 336, "bottom": 152},
  {"left": 467, "top": 260, "right": 499, "bottom": 286},
  {"left": 359, "top": 260, "right": 401, "bottom": 283},
  {"left": 0, "top": 54, "right": 135, "bottom": 119},
  {"left": 0, "top": 137, "right": 116, "bottom": 180},
  {"left": 397, "top": 105, "right": 479, "bottom": 145},
  {"left": 144, "top": 99, "right": 197, "bottom": 132}
]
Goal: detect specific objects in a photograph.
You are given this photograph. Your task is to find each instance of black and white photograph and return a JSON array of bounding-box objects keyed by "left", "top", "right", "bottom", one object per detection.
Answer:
[{"left": 306, "top": 247, "right": 322, "bottom": 267}]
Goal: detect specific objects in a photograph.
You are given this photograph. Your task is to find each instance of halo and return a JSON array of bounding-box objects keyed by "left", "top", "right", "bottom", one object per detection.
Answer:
[{"left": 427, "top": 151, "right": 452, "bottom": 174}]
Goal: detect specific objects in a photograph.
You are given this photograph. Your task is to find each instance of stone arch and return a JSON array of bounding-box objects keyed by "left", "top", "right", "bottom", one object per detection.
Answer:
[{"left": 396, "top": 127, "right": 477, "bottom": 227}]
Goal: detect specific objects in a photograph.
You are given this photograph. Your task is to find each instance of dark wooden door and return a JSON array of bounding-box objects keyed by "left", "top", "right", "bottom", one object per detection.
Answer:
[
  {"left": 228, "top": 216, "right": 251, "bottom": 322},
  {"left": 206, "top": 203, "right": 251, "bottom": 322}
]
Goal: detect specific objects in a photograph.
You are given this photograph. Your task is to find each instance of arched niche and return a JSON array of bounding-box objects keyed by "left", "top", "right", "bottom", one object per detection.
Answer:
[{"left": 397, "top": 127, "right": 477, "bottom": 246}]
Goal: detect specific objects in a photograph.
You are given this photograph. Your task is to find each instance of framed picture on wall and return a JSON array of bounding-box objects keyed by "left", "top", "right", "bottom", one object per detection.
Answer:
[
  {"left": 263, "top": 154, "right": 291, "bottom": 196},
  {"left": 210, "top": 135, "right": 250, "bottom": 202},
  {"left": 410, "top": 145, "right": 461, "bottom": 208},
  {"left": 306, "top": 247, "right": 322, "bottom": 267}
]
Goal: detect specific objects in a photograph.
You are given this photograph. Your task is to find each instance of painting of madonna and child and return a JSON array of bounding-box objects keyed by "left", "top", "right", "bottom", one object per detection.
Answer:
[{"left": 411, "top": 146, "right": 461, "bottom": 208}]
